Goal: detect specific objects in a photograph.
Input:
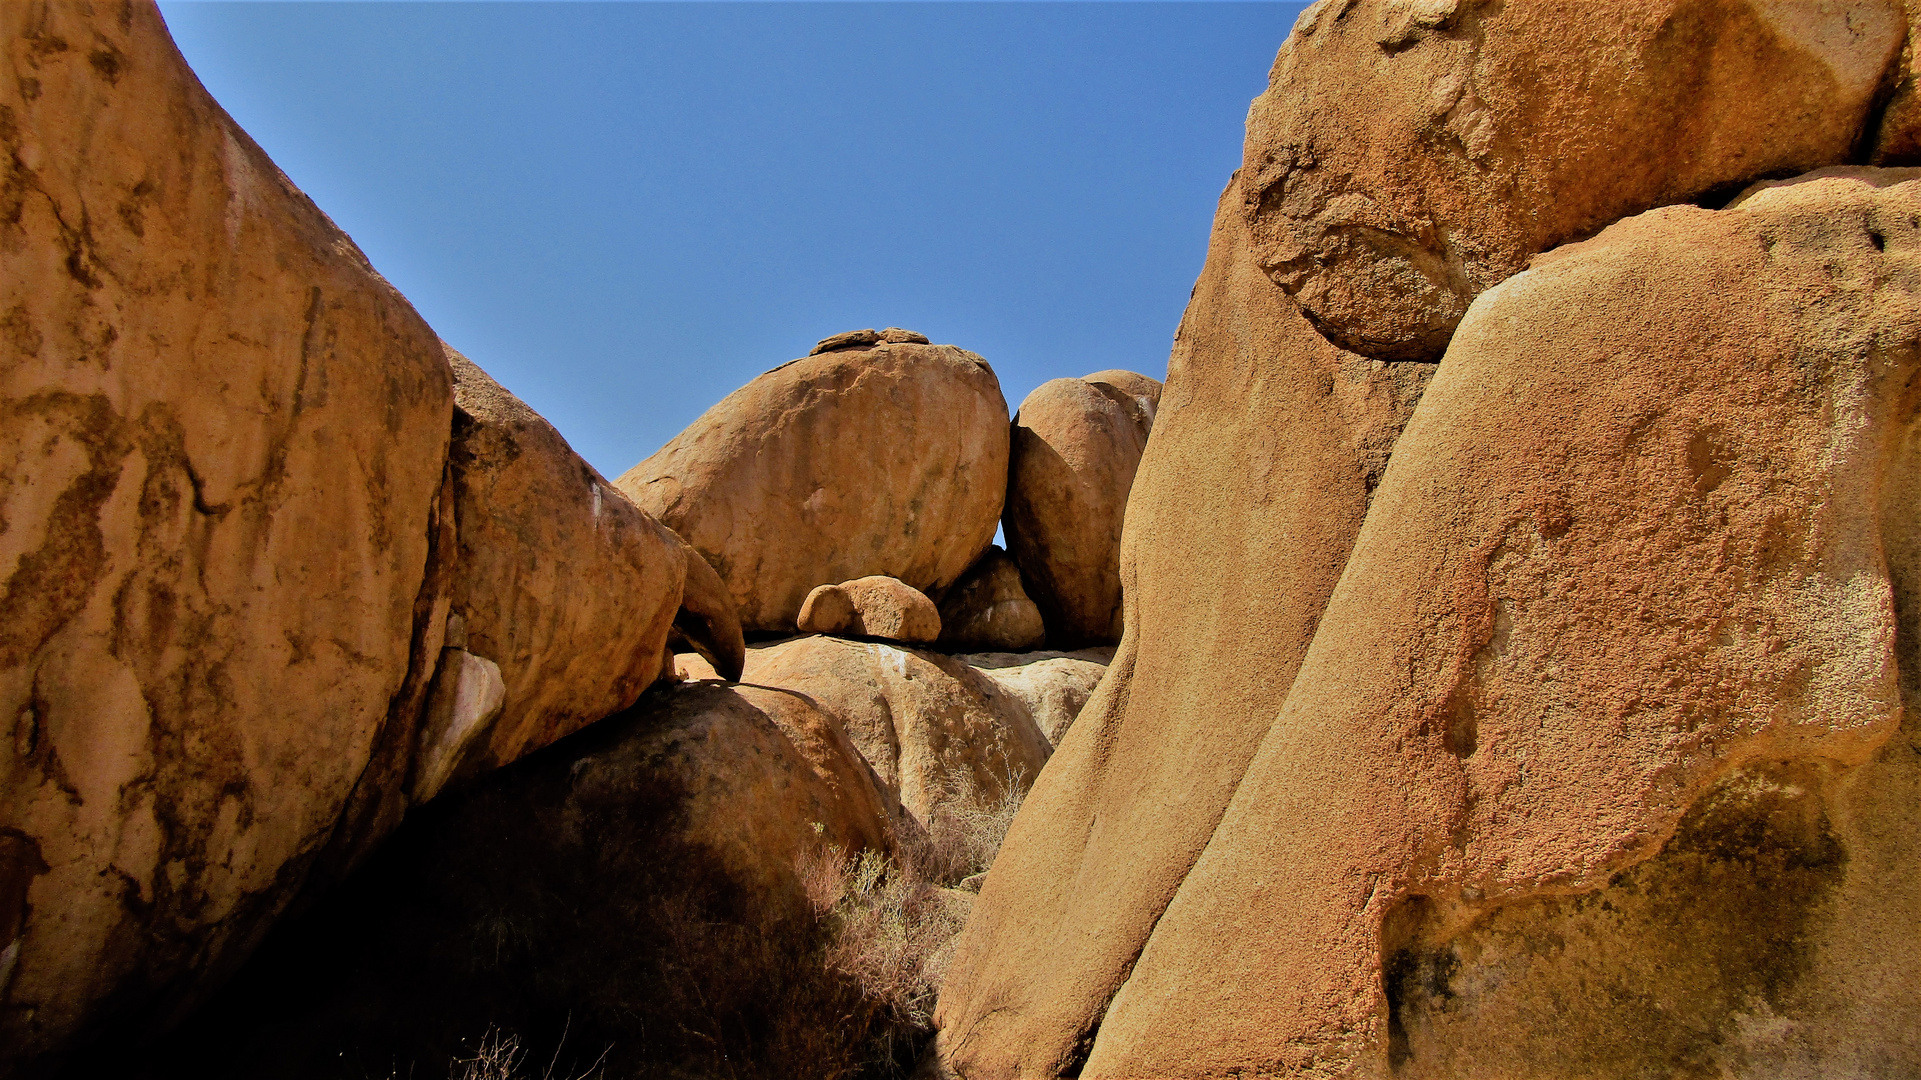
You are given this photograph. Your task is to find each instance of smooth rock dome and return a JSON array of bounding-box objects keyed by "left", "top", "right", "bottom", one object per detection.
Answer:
[{"left": 617, "top": 336, "right": 1008, "bottom": 634}]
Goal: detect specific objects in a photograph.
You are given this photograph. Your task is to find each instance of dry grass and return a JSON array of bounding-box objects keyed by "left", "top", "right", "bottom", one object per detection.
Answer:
[
  {"left": 915, "top": 764, "right": 1028, "bottom": 886},
  {"left": 435, "top": 1027, "right": 609, "bottom": 1080},
  {"left": 794, "top": 765, "right": 1031, "bottom": 1075}
]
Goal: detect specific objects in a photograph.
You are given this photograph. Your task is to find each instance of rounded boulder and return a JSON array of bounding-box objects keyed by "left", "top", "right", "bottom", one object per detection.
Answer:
[
  {"left": 1003, "top": 371, "right": 1161, "bottom": 648},
  {"left": 797, "top": 575, "right": 942, "bottom": 645},
  {"left": 616, "top": 336, "right": 1008, "bottom": 634}
]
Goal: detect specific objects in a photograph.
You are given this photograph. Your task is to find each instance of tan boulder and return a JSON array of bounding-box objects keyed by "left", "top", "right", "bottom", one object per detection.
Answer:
[
  {"left": 1083, "top": 170, "right": 1921, "bottom": 1076},
  {"left": 932, "top": 175, "right": 1434, "bottom": 1077},
  {"left": 1871, "top": 1, "right": 1921, "bottom": 164},
  {"left": 797, "top": 575, "right": 941, "bottom": 644},
  {"left": 428, "top": 346, "right": 743, "bottom": 798},
  {"left": 741, "top": 636, "right": 1052, "bottom": 834},
  {"left": 935, "top": 547, "right": 1045, "bottom": 653},
  {"left": 0, "top": 6, "right": 748, "bottom": 1069},
  {"left": 0, "top": 4, "right": 454, "bottom": 1069},
  {"left": 1250, "top": 0, "right": 1907, "bottom": 360},
  {"left": 956, "top": 648, "right": 1113, "bottom": 745},
  {"left": 1003, "top": 370, "right": 1162, "bottom": 648},
  {"left": 616, "top": 335, "right": 1008, "bottom": 633}
]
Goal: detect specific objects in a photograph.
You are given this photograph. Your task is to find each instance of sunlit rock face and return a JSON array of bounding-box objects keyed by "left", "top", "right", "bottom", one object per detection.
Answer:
[
  {"left": 937, "top": 164, "right": 1921, "bottom": 1079},
  {"left": 617, "top": 335, "right": 1009, "bottom": 635},
  {"left": 0, "top": 6, "right": 742, "bottom": 1072},
  {"left": 1247, "top": 0, "right": 1908, "bottom": 361}
]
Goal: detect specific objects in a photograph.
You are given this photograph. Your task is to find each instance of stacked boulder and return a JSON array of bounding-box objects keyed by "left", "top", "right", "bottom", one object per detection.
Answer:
[
  {"left": 1004, "top": 370, "right": 1161, "bottom": 647},
  {"left": 614, "top": 328, "right": 1010, "bottom": 636},
  {"left": 618, "top": 323, "right": 1162, "bottom": 654},
  {"left": 0, "top": 18, "right": 1145, "bottom": 1062},
  {"left": 933, "top": 2, "right": 1921, "bottom": 1077}
]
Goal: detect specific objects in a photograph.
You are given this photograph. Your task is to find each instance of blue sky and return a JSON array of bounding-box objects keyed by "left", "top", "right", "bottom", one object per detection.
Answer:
[{"left": 158, "top": 2, "right": 1308, "bottom": 477}]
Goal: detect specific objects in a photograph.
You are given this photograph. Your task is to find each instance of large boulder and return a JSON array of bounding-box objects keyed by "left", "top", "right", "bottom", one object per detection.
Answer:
[
  {"left": 428, "top": 346, "right": 744, "bottom": 798},
  {"left": 617, "top": 335, "right": 1009, "bottom": 634},
  {"left": 1003, "top": 370, "right": 1162, "bottom": 648},
  {"left": 936, "top": 547, "right": 1046, "bottom": 653},
  {"left": 0, "top": 6, "right": 746, "bottom": 1071},
  {"left": 797, "top": 575, "right": 941, "bottom": 645},
  {"left": 1081, "top": 170, "right": 1921, "bottom": 1076},
  {"left": 125, "top": 677, "right": 905, "bottom": 1080},
  {"left": 1250, "top": 0, "right": 1909, "bottom": 361},
  {"left": 0, "top": 5, "right": 453, "bottom": 1070},
  {"left": 932, "top": 176, "right": 1434, "bottom": 1077}
]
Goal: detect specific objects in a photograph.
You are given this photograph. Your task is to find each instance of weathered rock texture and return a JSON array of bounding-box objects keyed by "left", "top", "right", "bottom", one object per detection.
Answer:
[
  {"left": 617, "top": 338, "right": 1009, "bottom": 634},
  {"left": 936, "top": 547, "right": 1046, "bottom": 653},
  {"left": 1871, "top": 0, "right": 1921, "bottom": 164},
  {"left": 0, "top": 6, "right": 745, "bottom": 1071},
  {"left": 813, "top": 325, "right": 930, "bottom": 353},
  {"left": 933, "top": 176, "right": 1433, "bottom": 1077},
  {"left": 1253, "top": 0, "right": 1910, "bottom": 361},
  {"left": 0, "top": 4, "right": 452, "bottom": 1069},
  {"left": 1003, "top": 371, "right": 1162, "bottom": 648},
  {"left": 437, "top": 346, "right": 743, "bottom": 791},
  {"left": 1078, "top": 170, "right": 1921, "bottom": 1076},
  {"left": 797, "top": 575, "right": 941, "bottom": 644},
  {"left": 129, "top": 677, "right": 905, "bottom": 1080}
]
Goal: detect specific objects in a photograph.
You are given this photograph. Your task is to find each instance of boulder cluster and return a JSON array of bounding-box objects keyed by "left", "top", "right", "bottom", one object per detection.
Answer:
[
  {"left": 614, "top": 324, "right": 1161, "bottom": 654},
  {"left": 7, "top": 0, "right": 1921, "bottom": 1078},
  {"left": 0, "top": 4, "right": 1153, "bottom": 1075}
]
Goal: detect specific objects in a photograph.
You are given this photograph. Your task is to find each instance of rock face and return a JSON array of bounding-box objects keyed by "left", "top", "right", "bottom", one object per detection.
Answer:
[
  {"left": 1003, "top": 371, "right": 1162, "bottom": 648},
  {"left": 936, "top": 547, "right": 1046, "bottom": 653},
  {"left": 0, "top": 6, "right": 747, "bottom": 1071},
  {"left": 435, "top": 346, "right": 744, "bottom": 794},
  {"left": 1252, "top": 0, "right": 1909, "bottom": 361},
  {"left": 130, "top": 677, "right": 905, "bottom": 1080},
  {"left": 797, "top": 575, "right": 941, "bottom": 644},
  {"left": 1086, "top": 171, "right": 1921, "bottom": 1075},
  {"left": 933, "top": 177, "right": 1434, "bottom": 1077},
  {"left": 0, "top": 4, "right": 452, "bottom": 1069},
  {"left": 617, "top": 337, "right": 1009, "bottom": 634}
]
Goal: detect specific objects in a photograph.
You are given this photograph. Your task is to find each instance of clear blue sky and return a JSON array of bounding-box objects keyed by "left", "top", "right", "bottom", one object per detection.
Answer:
[{"left": 158, "top": 2, "right": 1308, "bottom": 478}]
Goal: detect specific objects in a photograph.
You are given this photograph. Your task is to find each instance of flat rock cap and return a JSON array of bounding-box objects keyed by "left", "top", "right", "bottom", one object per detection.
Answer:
[{"left": 811, "top": 327, "right": 931, "bottom": 355}]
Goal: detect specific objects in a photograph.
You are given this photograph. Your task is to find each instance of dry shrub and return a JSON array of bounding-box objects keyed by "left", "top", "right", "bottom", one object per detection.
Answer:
[
  {"left": 430, "top": 1026, "right": 608, "bottom": 1080},
  {"left": 795, "top": 764, "right": 1031, "bottom": 1075},
  {"left": 915, "top": 763, "right": 1028, "bottom": 886}
]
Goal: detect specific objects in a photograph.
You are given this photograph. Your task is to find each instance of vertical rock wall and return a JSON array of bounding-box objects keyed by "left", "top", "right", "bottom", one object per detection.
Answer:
[
  {"left": 0, "top": 0, "right": 451, "bottom": 1065},
  {"left": 932, "top": 176, "right": 1433, "bottom": 1077}
]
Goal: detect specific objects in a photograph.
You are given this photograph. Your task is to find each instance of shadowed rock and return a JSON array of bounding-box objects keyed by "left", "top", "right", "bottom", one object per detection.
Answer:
[
  {"left": 1003, "top": 371, "right": 1162, "bottom": 648},
  {"left": 936, "top": 547, "right": 1046, "bottom": 653}
]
